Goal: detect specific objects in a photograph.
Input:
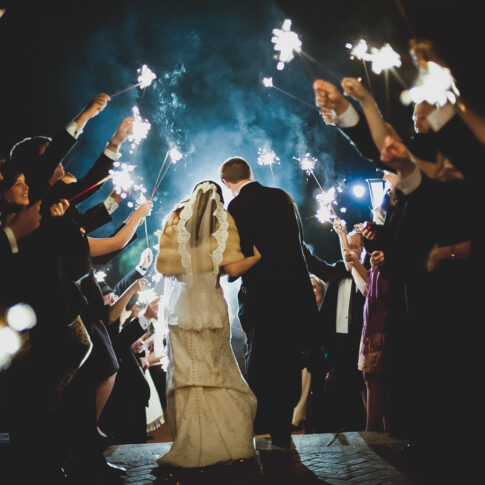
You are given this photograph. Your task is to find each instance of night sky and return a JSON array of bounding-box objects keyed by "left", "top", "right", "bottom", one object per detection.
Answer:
[{"left": 0, "top": 0, "right": 422, "bottom": 281}]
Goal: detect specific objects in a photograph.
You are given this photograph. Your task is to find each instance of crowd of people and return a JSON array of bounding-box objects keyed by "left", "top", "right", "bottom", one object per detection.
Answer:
[{"left": 1, "top": 9, "right": 482, "bottom": 483}]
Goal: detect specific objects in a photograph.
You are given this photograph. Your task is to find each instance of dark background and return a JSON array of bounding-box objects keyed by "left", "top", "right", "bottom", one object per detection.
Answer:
[{"left": 1, "top": 0, "right": 470, "bottom": 284}]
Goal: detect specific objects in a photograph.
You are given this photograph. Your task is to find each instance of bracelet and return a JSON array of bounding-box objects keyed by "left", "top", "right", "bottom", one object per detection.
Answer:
[{"left": 449, "top": 245, "right": 456, "bottom": 260}]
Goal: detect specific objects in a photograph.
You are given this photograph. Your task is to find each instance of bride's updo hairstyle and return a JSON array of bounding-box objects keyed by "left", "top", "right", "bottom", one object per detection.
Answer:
[{"left": 171, "top": 180, "right": 224, "bottom": 247}]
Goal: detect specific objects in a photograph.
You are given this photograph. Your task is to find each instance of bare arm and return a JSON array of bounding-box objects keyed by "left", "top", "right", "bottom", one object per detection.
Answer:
[
  {"left": 351, "top": 266, "right": 369, "bottom": 296},
  {"left": 108, "top": 278, "right": 147, "bottom": 323},
  {"left": 88, "top": 200, "right": 153, "bottom": 257},
  {"left": 425, "top": 240, "right": 471, "bottom": 272},
  {"left": 223, "top": 246, "right": 261, "bottom": 277},
  {"left": 341, "top": 77, "right": 392, "bottom": 152},
  {"left": 333, "top": 217, "right": 351, "bottom": 271}
]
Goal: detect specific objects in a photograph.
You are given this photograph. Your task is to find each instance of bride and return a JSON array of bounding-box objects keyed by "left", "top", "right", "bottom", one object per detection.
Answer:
[{"left": 155, "top": 180, "right": 260, "bottom": 468}]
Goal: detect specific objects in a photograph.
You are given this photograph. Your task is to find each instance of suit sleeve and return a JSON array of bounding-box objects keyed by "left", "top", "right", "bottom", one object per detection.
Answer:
[
  {"left": 113, "top": 268, "right": 142, "bottom": 297},
  {"left": 44, "top": 152, "right": 115, "bottom": 207},
  {"left": 303, "top": 242, "right": 337, "bottom": 282},
  {"left": 116, "top": 318, "right": 146, "bottom": 350},
  {"left": 28, "top": 130, "right": 77, "bottom": 202},
  {"left": 340, "top": 116, "right": 396, "bottom": 173},
  {"left": 78, "top": 202, "right": 112, "bottom": 234}
]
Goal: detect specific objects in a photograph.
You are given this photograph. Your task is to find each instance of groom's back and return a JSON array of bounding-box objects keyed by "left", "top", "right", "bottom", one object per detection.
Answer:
[{"left": 228, "top": 181, "right": 306, "bottom": 283}]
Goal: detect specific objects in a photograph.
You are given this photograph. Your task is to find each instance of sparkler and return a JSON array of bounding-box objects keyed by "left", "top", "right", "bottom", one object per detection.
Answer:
[
  {"left": 315, "top": 187, "right": 338, "bottom": 224},
  {"left": 67, "top": 175, "right": 111, "bottom": 203},
  {"left": 271, "top": 19, "right": 302, "bottom": 71},
  {"left": 400, "top": 61, "right": 460, "bottom": 107},
  {"left": 109, "top": 162, "right": 136, "bottom": 195},
  {"left": 262, "top": 77, "right": 320, "bottom": 112},
  {"left": 150, "top": 146, "right": 184, "bottom": 199},
  {"left": 293, "top": 153, "right": 325, "bottom": 193},
  {"left": 368, "top": 43, "right": 401, "bottom": 75},
  {"left": 110, "top": 64, "right": 157, "bottom": 98},
  {"left": 346, "top": 40, "right": 373, "bottom": 93},
  {"left": 258, "top": 147, "right": 279, "bottom": 183},
  {"left": 137, "top": 287, "right": 159, "bottom": 306},
  {"left": 94, "top": 270, "right": 107, "bottom": 283},
  {"left": 128, "top": 106, "right": 151, "bottom": 153}
]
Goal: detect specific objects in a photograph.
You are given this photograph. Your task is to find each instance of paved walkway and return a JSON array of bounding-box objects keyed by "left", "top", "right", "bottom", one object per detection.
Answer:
[{"left": 104, "top": 432, "right": 423, "bottom": 484}]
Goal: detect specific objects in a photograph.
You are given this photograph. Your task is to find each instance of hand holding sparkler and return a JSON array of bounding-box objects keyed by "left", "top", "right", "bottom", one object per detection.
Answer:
[
  {"left": 138, "top": 248, "right": 153, "bottom": 270},
  {"left": 332, "top": 216, "right": 347, "bottom": 237},
  {"left": 313, "top": 79, "right": 349, "bottom": 115},
  {"left": 73, "top": 93, "right": 110, "bottom": 129},
  {"left": 341, "top": 77, "right": 373, "bottom": 105},
  {"left": 49, "top": 198, "right": 69, "bottom": 218},
  {"left": 380, "top": 136, "right": 414, "bottom": 174},
  {"left": 143, "top": 296, "right": 161, "bottom": 320},
  {"left": 135, "top": 200, "right": 153, "bottom": 221},
  {"left": 107, "top": 117, "right": 134, "bottom": 152}
]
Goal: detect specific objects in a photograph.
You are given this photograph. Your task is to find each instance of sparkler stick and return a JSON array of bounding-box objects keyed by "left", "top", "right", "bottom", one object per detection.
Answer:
[
  {"left": 258, "top": 148, "right": 279, "bottom": 184},
  {"left": 299, "top": 51, "right": 342, "bottom": 83},
  {"left": 110, "top": 65, "right": 157, "bottom": 98},
  {"left": 144, "top": 218, "right": 149, "bottom": 249},
  {"left": 262, "top": 77, "right": 320, "bottom": 112},
  {"left": 151, "top": 147, "right": 183, "bottom": 198},
  {"left": 150, "top": 151, "right": 170, "bottom": 199},
  {"left": 67, "top": 175, "right": 111, "bottom": 202}
]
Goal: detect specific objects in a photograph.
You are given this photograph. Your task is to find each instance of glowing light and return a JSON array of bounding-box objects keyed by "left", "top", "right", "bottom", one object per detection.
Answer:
[
  {"left": 6, "top": 303, "right": 36, "bottom": 332},
  {"left": 128, "top": 106, "right": 151, "bottom": 152},
  {"left": 137, "top": 64, "right": 157, "bottom": 89},
  {"left": 137, "top": 288, "right": 158, "bottom": 306},
  {"left": 257, "top": 147, "right": 280, "bottom": 167},
  {"left": 109, "top": 163, "right": 136, "bottom": 194},
  {"left": 127, "top": 201, "right": 134, "bottom": 208},
  {"left": 352, "top": 184, "right": 366, "bottom": 198},
  {"left": 168, "top": 147, "right": 183, "bottom": 163},
  {"left": 340, "top": 207, "right": 347, "bottom": 213},
  {"left": 94, "top": 271, "right": 107, "bottom": 283},
  {"left": 400, "top": 61, "right": 460, "bottom": 107},
  {"left": 315, "top": 187, "right": 337, "bottom": 224},
  {"left": 346, "top": 39, "right": 371, "bottom": 61},
  {"left": 136, "top": 193, "right": 147, "bottom": 206},
  {"left": 369, "top": 43, "right": 401, "bottom": 74},
  {"left": 294, "top": 153, "right": 317, "bottom": 174},
  {"left": 271, "top": 19, "right": 302, "bottom": 70},
  {"left": 262, "top": 77, "right": 274, "bottom": 88},
  {"left": 0, "top": 326, "right": 21, "bottom": 356}
]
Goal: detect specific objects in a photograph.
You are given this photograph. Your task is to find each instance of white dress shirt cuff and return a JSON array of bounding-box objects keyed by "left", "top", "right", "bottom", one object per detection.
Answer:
[
  {"left": 138, "top": 314, "right": 150, "bottom": 330},
  {"left": 136, "top": 264, "right": 147, "bottom": 275},
  {"left": 3, "top": 226, "right": 19, "bottom": 254},
  {"left": 104, "top": 147, "right": 121, "bottom": 160},
  {"left": 396, "top": 166, "right": 422, "bottom": 195},
  {"left": 65, "top": 121, "right": 83, "bottom": 140},
  {"left": 103, "top": 196, "right": 119, "bottom": 215},
  {"left": 336, "top": 103, "right": 360, "bottom": 128}
]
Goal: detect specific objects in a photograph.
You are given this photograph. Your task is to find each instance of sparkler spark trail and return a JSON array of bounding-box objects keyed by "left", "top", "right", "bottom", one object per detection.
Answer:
[
  {"left": 109, "top": 162, "right": 136, "bottom": 195},
  {"left": 137, "top": 288, "right": 159, "bottom": 306},
  {"left": 94, "top": 270, "right": 107, "bottom": 283},
  {"left": 262, "top": 77, "right": 321, "bottom": 112},
  {"left": 128, "top": 106, "right": 151, "bottom": 153},
  {"left": 293, "top": 153, "right": 325, "bottom": 193},
  {"left": 400, "top": 61, "right": 460, "bottom": 107},
  {"left": 346, "top": 40, "right": 371, "bottom": 61},
  {"left": 137, "top": 64, "right": 157, "bottom": 88},
  {"left": 368, "top": 43, "right": 401, "bottom": 75},
  {"left": 315, "top": 187, "right": 338, "bottom": 224},
  {"left": 258, "top": 147, "right": 279, "bottom": 183},
  {"left": 271, "top": 19, "right": 302, "bottom": 71},
  {"left": 110, "top": 64, "right": 157, "bottom": 97}
]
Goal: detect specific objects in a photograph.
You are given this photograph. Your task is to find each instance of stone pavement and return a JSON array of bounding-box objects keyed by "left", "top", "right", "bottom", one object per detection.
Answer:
[{"left": 104, "top": 432, "right": 425, "bottom": 484}]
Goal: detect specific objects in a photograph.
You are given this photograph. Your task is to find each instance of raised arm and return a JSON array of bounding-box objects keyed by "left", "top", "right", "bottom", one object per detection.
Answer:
[
  {"left": 88, "top": 200, "right": 153, "bottom": 257},
  {"left": 108, "top": 278, "right": 147, "bottom": 324}
]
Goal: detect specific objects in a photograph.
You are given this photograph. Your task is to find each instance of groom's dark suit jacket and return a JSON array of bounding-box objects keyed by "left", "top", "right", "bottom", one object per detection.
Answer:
[{"left": 227, "top": 181, "right": 318, "bottom": 424}]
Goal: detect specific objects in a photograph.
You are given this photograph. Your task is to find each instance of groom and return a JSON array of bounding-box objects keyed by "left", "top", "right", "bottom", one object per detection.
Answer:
[{"left": 220, "top": 157, "right": 318, "bottom": 447}]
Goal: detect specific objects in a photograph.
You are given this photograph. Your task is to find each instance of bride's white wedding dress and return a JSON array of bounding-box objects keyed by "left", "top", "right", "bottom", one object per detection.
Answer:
[{"left": 155, "top": 182, "right": 257, "bottom": 468}]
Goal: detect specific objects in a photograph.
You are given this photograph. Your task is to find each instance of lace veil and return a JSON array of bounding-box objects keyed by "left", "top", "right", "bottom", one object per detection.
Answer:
[{"left": 166, "top": 181, "right": 229, "bottom": 330}]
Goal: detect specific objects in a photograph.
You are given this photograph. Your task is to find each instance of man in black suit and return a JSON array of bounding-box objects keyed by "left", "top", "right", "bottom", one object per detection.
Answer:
[{"left": 219, "top": 157, "right": 318, "bottom": 447}]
